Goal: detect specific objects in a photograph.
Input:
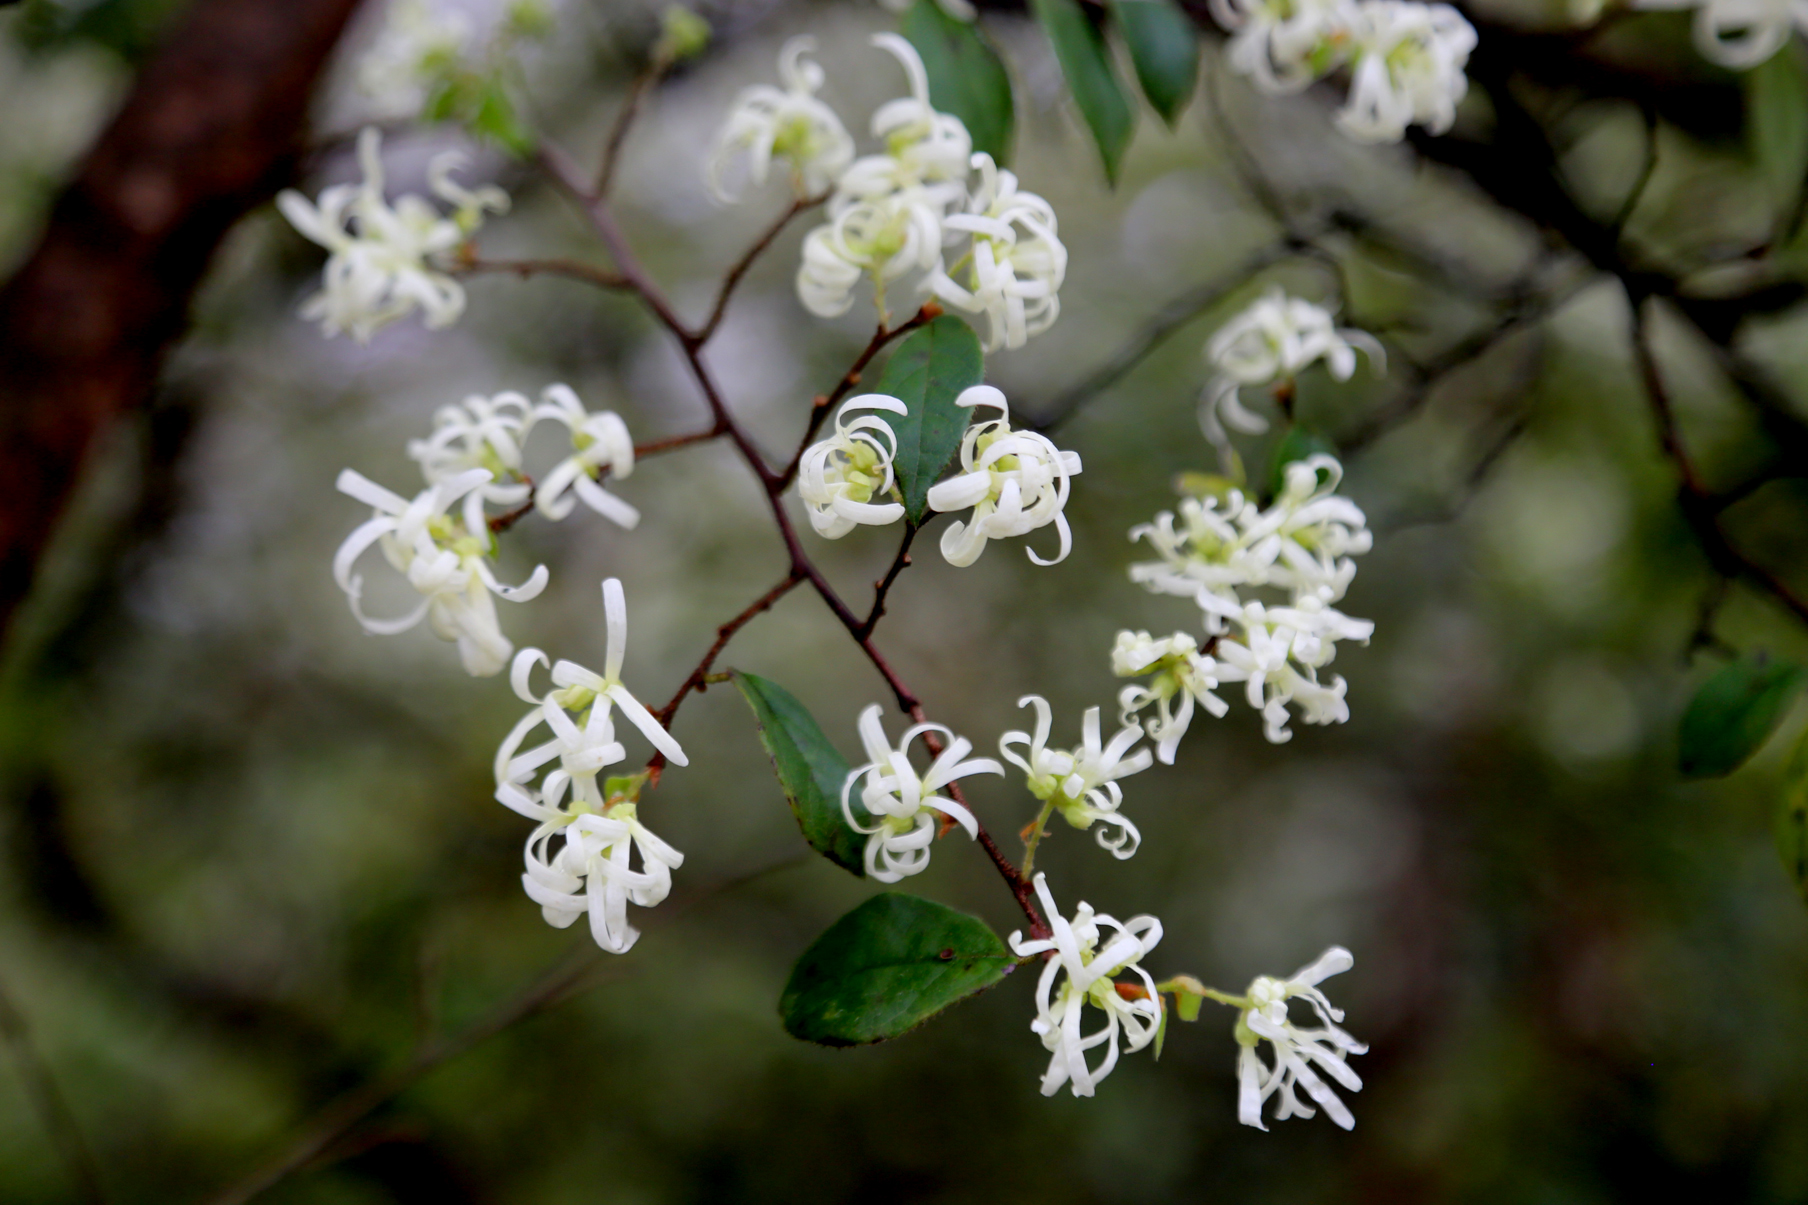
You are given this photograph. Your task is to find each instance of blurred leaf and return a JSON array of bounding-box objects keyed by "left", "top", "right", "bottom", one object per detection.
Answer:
[
  {"left": 473, "top": 78, "right": 536, "bottom": 156},
  {"left": 1775, "top": 727, "right": 1808, "bottom": 903},
  {"left": 1747, "top": 47, "right": 1808, "bottom": 216},
  {"left": 875, "top": 315, "right": 986, "bottom": 523},
  {"left": 1032, "top": 0, "right": 1137, "bottom": 185},
  {"left": 734, "top": 671, "right": 866, "bottom": 876},
  {"left": 15, "top": 0, "right": 185, "bottom": 60},
  {"left": 1264, "top": 424, "right": 1337, "bottom": 500},
  {"left": 1679, "top": 655, "right": 1805, "bottom": 779},
  {"left": 1109, "top": 0, "right": 1199, "bottom": 126},
  {"left": 780, "top": 893, "right": 1013, "bottom": 1045},
  {"left": 901, "top": 0, "right": 1015, "bottom": 164}
]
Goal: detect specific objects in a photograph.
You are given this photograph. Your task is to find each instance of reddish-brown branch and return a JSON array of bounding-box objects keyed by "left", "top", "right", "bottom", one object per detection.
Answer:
[
  {"left": 697, "top": 193, "right": 828, "bottom": 344},
  {"left": 457, "top": 255, "right": 630, "bottom": 291},
  {"left": 594, "top": 59, "right": 664, "bottom": 200},
  {"left": 857, "top": 525, "right": 918, "bottom": 640},
  {"left": 485, "top": 426, "right": 725, "bottom": 536},
  {"left": 539, "top": 143, "right": 1045, "bottom": 937},
  {"left": 653, "top": 571, "right": 805, "bottom": 734},
  {"left": 1630, "top": 299, "right": 1808, "bottom": 629},
  {"left": 777, "top": 306, "right": 939, "bottom": 490}
]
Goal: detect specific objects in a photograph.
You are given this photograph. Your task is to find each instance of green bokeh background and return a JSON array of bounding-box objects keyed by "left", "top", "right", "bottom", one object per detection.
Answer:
[{"left": 3, "top": 1, "right": 1808, "bottom": 1201}]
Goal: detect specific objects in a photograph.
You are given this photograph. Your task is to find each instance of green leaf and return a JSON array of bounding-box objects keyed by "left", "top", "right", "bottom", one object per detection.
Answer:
[
  {"left": 1109, "top": 0, "right": 1199, "bottom": 126},
  {"left": 780, "top": 893, "right": 1014, "bottom": 1045},
  {"left": 1774, "top": 727, "right": 1808, "bottom": 904},
  {"left": 473, "top": 79, "right": 537, "bottom": 156},
  {"left": 1747, "top": 47, "right": 1808, "bottom": 216},
  {"left": 1264, "top": 424, "right": 1338, "bottom": 501},
  {"left": 734, "top": 671, "right": 867, "bottom": 876},
  {"left": 901, "top": 0, "right": 1016, "bottom": 164},
  {"left": 1679, "top": 655, "right": 1806, "bottom": 779},
  {"left": 874, "top": 315, "right": 986, "bottom": 523},
  {"left": 1032, "top": 0, "right": 1137, "bottom": 185}
]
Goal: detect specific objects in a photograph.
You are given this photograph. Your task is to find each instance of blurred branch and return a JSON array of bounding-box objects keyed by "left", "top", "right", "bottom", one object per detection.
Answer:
[
  {"left": 0, "top": 0, "right": 365, "bottom": 646},
  {"left": 201, "top": 852, "right": 806, "bottom": 1205},
  {"left": 1630, "top": 299, "right": 1808, "bottom": 628},
  {"left": 456, "top": 255, "right": 631, "bottom": 291},
  {"left": 0, "top": 975, "right": 106, "bottom": 1205},
  {"left": 594, "top": 57, "right": 668, "bottom": 199},
  {"left": 1030, "top": 241, "right": 1307, "bottom": 433}
]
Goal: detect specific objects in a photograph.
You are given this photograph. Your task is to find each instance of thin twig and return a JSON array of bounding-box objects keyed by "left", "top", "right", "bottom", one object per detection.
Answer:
[
  {"left": 1611, "top": 105, "right": 1659, "bottom": 238},
  {"left": 696, "top": 194, "right": 827, "bottom": 344},
  {"left": 857, "top": 525, "right": 918, "bottom": 639},
  {"left": 594, "top": 58, "right": 663, "bottom": 199},
  {"left": 778, "top": 307, "right": 938, "bottom": 490},
  {"left": 539, "top": 142, "right": 1046, "bottom": 938},
  {"left": 456, "top": 256, "right": 631, "bottom": 292},
  {"left": 652, "top": 571, "right": 805, "bottom": 736},
  {"left": 485, "top": 427, "right": 725, "bottom": 535},
  {"left": 0, "top": 975, "right": 107, "bottom": 1205}
]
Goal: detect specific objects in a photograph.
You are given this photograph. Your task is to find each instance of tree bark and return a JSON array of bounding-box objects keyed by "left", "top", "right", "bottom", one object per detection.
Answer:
[{"left": 0, "top": 0, "right": 365, "bottom": 639}]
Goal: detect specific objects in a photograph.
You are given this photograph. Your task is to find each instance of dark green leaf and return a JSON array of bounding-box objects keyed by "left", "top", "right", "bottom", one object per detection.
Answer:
[
  {"left": 734, "top": 671, "right": 867, "bottom": 876},
  {"left": 1032, "top": 0, "right": 1137, "bottom": 185},
  {"left": 473, "top": 80, "right": 537, "bottom": 156},
  {"left": 1109, "top": 0, "right": 1199, "bottom": 126},
  {"left": 874, "top": 315, "right": 986, "bottom": 523},
  {"left": 1747, "top": 47, "right": 1808, "bottom": 216},
  {"left": 1774, "top": 727, "right": 1808, "bottom": 904},
  {"left": 780, "top": 893, "right": 1014, "bottom": 1045},
  {"left": 1679, "top": 656, "right": 1806, "bottom": 779},
  {"left": 901, "top": 0, "right": 1016, "bottom": 164},
  {"left": 1264, "top": 424, "right": 1338, "bottom": 501}
]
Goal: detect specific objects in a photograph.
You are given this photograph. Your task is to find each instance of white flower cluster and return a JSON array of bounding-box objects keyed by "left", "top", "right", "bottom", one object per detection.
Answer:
[
  {"left": 1124, "top": 454, "right": 1374, "bottom": 744},
  {"left": 332, "top": 383, "right": 640, "bottom": 676},
  {"left": 797, "top": 385, "right": 1083, "bottom": 567},
  {"left": 1234, "top": 947, "right": 1368, "bottom": 1130},
  {"left": 841, "top": 704, "right": 1002, "bottom": 881},
  {"left": 278, "top": 127, "right": 507, "bottom": 343},
  {"left": 1212, "top": 0, "right": 1478, "bottom": 143},
  {"left": 1000, "top": 696, "right": 1152, "bottom": 859},
  {"left": 1635, "top": 0, "right": 1808, "bottom": 69},
  {"left": 1201, "top": 288, "right": 1383, "bottom": 453},
  {"left": 495, "top": 579, "right": 689, "bottom": 954},
  {"left": 712, "top": 35, "right": 1066, "bottom": 351}
]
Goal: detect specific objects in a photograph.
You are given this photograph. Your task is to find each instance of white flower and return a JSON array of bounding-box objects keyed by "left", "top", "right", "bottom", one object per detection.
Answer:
[
  {"left": 841, "top": 704, "right": 1003, "bottom": 882},
  {"left": 1208, "top": 599, "right": 1363, "bottom": 742},
  {"left": 1202, "top": 288, "right": 1383, "bottom": 445},
  {"left": 1113, "top": 630, "right": 1230, "bottom": 765},
  {"left": 798, "top": 394, "right": 908, "bottom": 537},
  {"left": 796, "top": 186, "right": 949, "bottom": 318},
  {"left": 707, "top": 36, "right": 855, "bottom": 202},
  {"left": 1334, "top": 2, "right": 1476, "bottom": 143},
  {"left": 1248, "top": 455, "right": 1374, "bottom": 605},
  {"left": 931, "top": 153, "right": 1067, "bottom": 352},
  {"left": 356, "top": 0, "right": 471, "bottom": 117},
  {"left": 1211, "top": 0, "right": 1359, "bottom": 94},
  {"left": 1008, "top": 874, "right": 1163, "bottom": 1098},
  {"left": 332, "top": 467, "right": 548, "bottom": 676},
  {"left": 520, "top": 799, "right": 683, "bottom": 955},
  {"left": 795, "top": 34, "right": 971, "bottom": 319},
  {"left": 999, "top": 695, "right": 1152, "bottom": 858},
  {"left": 1234, "top": 946, "right": 1367, "bottom": 1130},
  {"left": 277, "top": 127, "right": 508, "bottom": 342},
  {"left": 493, "top": 577, "right": 688, "bottom": 820},
  {"left": 925, "top": 386, "right": 1082, "bottom": 567},
  {"left": 406, "top": 390, "right": 535, "bottom": 535},
  {"left": 1635, "top": 0, "right": 1805, "bottom": 68},
  {"left": 531, "top": 384, "right": 639, "bottom": 528}
]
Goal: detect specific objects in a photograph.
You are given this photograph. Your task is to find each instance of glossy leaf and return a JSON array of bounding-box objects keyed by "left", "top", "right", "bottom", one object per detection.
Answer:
[
  {"left": 1775, "top": 727, "right": 1808, "bottom": 904},
  {"left": 1033, "top": 0, "right": 1137, "bottom": 185},
  {"left": 901, "top": 0, "right": 1015, "bottom": 164},
  {"left": 1678, "top": 655, "right": 1806, "bottom": 779},
  {"left": 874, "top": 315, "right": 986, "bottom": 523},
  {"left": 1747, "top": 47, "right": 1808, "bottom": 216},
  {"left": 1110, "top": 0, "right": 1199, "bottom": 126},
  {"left": 780, "top": 893, "right": 1014, "bottom": 1045},
  {"left": 735, "top": 671, "right": 867, "bottom": 876}
]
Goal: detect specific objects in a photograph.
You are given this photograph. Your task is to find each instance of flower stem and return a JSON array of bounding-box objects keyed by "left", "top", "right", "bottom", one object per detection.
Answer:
[{"left": 1019, "top": 799, "right": 1056, "bottom": 878}]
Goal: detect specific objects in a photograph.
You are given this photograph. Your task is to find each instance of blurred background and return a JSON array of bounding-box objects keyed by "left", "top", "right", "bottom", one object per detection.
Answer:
[{"left": 3, "top": 0, "right": 1808, "bottom": 1201}]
